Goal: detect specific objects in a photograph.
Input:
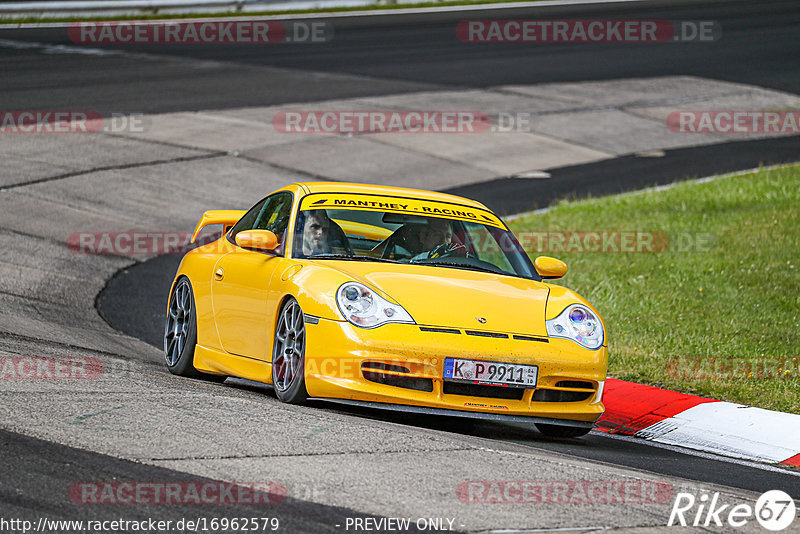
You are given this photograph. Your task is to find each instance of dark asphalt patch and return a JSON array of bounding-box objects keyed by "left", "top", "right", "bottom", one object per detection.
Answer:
[
  {"left": 2, "top": 0, "right": 800, "bottom": 113},
  {"left": 445, "top": 134, "right": 800, "bottom": 215},
  {"left": 308, "top": 402, "right": 800, "bottom": 498},
  {"left": 0, "top": 428, "right": 444, "bottom": 533}
]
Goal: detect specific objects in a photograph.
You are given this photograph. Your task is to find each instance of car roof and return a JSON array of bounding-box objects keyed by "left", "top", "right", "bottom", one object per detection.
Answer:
[{"left": 294, "top": 182, "right": 490, "bottom": 211}]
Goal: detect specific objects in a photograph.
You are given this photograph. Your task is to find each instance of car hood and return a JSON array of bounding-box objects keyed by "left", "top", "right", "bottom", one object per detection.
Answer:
[{"left": 318, "top": 260, "right": 549, "bottom": 336}]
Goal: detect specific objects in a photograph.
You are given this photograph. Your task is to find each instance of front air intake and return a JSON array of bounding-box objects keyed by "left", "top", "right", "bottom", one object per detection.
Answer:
[
  {"left": 532, "top": 389, "right": 593, "bottom": 402},
  {"left": 443, "top": 381, "right": 525, "bottom": 400},
  {"left": 361, "top": 362, "right": 433, "bottom": 392}
]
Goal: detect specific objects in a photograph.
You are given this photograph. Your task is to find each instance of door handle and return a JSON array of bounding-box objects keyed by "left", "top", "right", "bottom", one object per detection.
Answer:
[{"left": 214, "top": 267, "right": 224, "bottom": 281}]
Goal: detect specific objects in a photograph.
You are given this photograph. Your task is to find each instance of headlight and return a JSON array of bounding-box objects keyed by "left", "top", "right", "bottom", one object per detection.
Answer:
[
  {"left": 546, "top": 303, "right": 604, "bottom": 350},
  {"left": 336, "top": 282, "right": 415, "bottom": 328}
]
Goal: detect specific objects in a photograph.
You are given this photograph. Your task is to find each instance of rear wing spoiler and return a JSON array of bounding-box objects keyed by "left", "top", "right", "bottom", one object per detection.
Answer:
[{"left": 190, "top": 210, "right": 247, "bottom": 243}]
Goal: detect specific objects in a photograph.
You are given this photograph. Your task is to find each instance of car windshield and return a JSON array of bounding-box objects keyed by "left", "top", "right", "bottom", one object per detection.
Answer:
[{"left": 292, "top": 196, "right": 538, "bottom": 280}]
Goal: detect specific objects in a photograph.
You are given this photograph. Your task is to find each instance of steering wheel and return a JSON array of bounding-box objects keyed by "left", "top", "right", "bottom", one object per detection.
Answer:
[{"left": 426, "top": 242, "right": 469, "bottom": 259}]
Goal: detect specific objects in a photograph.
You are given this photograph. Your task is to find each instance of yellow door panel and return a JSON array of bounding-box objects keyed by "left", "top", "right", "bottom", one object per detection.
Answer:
[{"left": 211, "top": 247, "right": 285, "bottom": 359}]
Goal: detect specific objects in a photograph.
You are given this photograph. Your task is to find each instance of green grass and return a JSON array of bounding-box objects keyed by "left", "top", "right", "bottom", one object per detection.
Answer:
[
  {"left": 509, "top": 164, "right": 800, "bottom": 413},
  {"left": 0, "top": 0, "right": 548, "bottom": 24}
]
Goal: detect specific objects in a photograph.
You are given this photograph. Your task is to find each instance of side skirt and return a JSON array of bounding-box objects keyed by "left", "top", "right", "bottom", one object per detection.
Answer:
[{"left": 193, "top": 344, "right": 272, "bottom": 384}]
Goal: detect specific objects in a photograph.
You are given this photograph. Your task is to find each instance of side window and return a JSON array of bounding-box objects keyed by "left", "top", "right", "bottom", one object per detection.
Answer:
[
  {"left": 228, "top": 198, "right": 267, "bottom": 241},
  {"left": 467, "top": 224, "right": 515, "bottom": 274},
  {"left": 253, "top": 192, "right": 292, "bottom": 238},
  {"left": 228, "top": 192, "right": 293, "bottom": 254}
]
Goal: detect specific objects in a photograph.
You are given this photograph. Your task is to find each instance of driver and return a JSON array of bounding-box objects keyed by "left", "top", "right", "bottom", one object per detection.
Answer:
[
  {"left": 411, "top": 218, "right": 463, "bottom": 260},
  {"left": 302, "top": 210, "right": 332, "bottom": 256},
  {"left": 420, "top": 218, "right": 453, "bottom": 250}
]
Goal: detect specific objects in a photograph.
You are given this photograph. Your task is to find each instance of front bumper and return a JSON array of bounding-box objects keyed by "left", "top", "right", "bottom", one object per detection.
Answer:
[{"left": 304, "top": 318, "right": 607, "bottom": 424}]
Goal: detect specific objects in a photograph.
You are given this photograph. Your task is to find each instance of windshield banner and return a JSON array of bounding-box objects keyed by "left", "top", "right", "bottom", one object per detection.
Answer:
[{"left": 299, "top": 194, "right": 505, "bottom": 229}]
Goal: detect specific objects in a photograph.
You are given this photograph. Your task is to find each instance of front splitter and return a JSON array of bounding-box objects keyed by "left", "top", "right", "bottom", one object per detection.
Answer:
[{"left": 308, "top": 397, "right": 596, "bottom": 428}]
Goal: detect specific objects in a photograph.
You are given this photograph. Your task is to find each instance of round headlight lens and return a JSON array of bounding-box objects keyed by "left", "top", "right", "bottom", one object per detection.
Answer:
[
  {"left": 342, "top": 286, "right": 374, "bottom": 316},
  {"left": 569, "top": 308, "right": 587, "bottom": 323},
  {"left": 336, "top": 282, "right": 415, "bottom": 328},
  {"left": 546, "top": 304, "right": 604, "bottom": 350},
  {"left": 344, "top": 286, "right": 360, "bottom": 301}
]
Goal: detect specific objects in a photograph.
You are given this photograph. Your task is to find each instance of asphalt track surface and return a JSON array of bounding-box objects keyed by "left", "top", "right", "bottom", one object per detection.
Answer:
[
  {"left": 3, "top": 0, "right": 800, "bottom": 529},
  {"left": 0, "top": 429, "right": 434, "bottom": 533},
  {"left": 1, "top": 0, "right": 800, "bottom": 114},
  {"left": 448, "top": 134, "right": 800, "bottom": 215},
  {"left": 96, "top": 164, "right": 800, "bottom": 506},
  {"left": 100, "top": 252, "right": 800, "bottom": 500}
]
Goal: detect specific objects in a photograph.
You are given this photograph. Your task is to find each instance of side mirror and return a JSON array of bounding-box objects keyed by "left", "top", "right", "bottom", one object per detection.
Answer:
[
  {"left": 534, "top": 256, "right": 567, "bottom": 279},
  {"left": 235, "top": 230, "right": 279, "bottom": 252}
]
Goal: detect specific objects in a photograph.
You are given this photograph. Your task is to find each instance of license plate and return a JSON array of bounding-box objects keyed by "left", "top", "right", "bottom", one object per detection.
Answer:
[{"left": 443, "top": 358, "right": 538, "bottom": 387}]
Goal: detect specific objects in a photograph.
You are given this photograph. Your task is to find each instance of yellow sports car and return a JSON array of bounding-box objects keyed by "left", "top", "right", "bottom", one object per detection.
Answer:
[{"left": 165, "top": 182, "right": 607, "bottom": 437}]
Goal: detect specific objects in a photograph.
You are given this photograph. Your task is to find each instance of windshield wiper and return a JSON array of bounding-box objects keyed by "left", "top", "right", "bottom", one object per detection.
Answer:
[
  {"left": 309, "top": 254, "right": 401, "bottom": 264},
  {"left": 410, "top": 260, "right": 505, "bottom": 275}
]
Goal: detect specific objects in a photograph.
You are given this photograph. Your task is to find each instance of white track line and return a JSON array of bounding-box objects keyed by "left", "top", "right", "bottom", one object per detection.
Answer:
[
  {"left": 0, "top": 36, "right": 123, "bottom": 54},
  {"left": 637, "top": 402, "right": 800, "bottom": 464},
  {"left": 0, "top": 36, "right": 239, "bottom": 65},
  {"left": 596, "top": 432, "right": 800, "bottom": 477},
  {"left": 0, "top": 0, "right": 656, "bottom": 28}
]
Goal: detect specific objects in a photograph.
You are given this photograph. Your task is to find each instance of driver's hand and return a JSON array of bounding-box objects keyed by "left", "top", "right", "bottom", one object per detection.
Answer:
[{"left": 428, "top": 242, "right": 468, "bottom": 259}]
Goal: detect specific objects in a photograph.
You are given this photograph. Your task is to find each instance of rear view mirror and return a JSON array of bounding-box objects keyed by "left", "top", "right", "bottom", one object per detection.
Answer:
[
  {"left": 534, "top": 256, "right": 568, "bottom": 279},
  {"left": 235, "top": 230, "right": 279, "bottom": 252}
]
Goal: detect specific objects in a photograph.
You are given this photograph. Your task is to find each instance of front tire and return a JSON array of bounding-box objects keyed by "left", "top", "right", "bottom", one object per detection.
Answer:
[
  {"left": 535, "top": 423, "right": 592, "bottom": 438},
  {"left": 272, "top": 298, "right": 308, "bottom": 404},
  {"left": 164, "top": 277, "right": 225, "bottom": 382}
]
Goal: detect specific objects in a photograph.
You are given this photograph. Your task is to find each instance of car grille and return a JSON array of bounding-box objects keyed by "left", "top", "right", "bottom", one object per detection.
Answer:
[
  {"left": 532, "top": 388, "right": 594, "bottom": 402},
  {"left": 362, "top": 362, "right": 411, "bottom": 374},
  {"left": 555, "top": 380, "right": 594, "bottom": 389},
  {"left": 361, "top": 362, "right": 433, "bottom": 392},
  {"left": 419, "top": 326, "right": 547, "bottom": 343},
  {"left": 442, "top": 381, "right": 526, "bottom": 400},
  {"left": 418, "top": 326, "right": 460, "bottom": 334}
]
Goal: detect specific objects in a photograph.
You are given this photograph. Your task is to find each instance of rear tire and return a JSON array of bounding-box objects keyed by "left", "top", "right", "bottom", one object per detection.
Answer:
[
  {"left": 164, "top": 277, "right": 226, "bottom": 382},
  {"left": 535, "top": 423, "right": 592, "bottom": 438},
  {"left": 271, "top": 298, "right": 308, "bottom": 404}
]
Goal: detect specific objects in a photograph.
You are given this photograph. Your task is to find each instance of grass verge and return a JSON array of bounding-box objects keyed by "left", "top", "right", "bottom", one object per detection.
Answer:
[{"left": 509, "top": 163, "right": 800, "bottom": 413}]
